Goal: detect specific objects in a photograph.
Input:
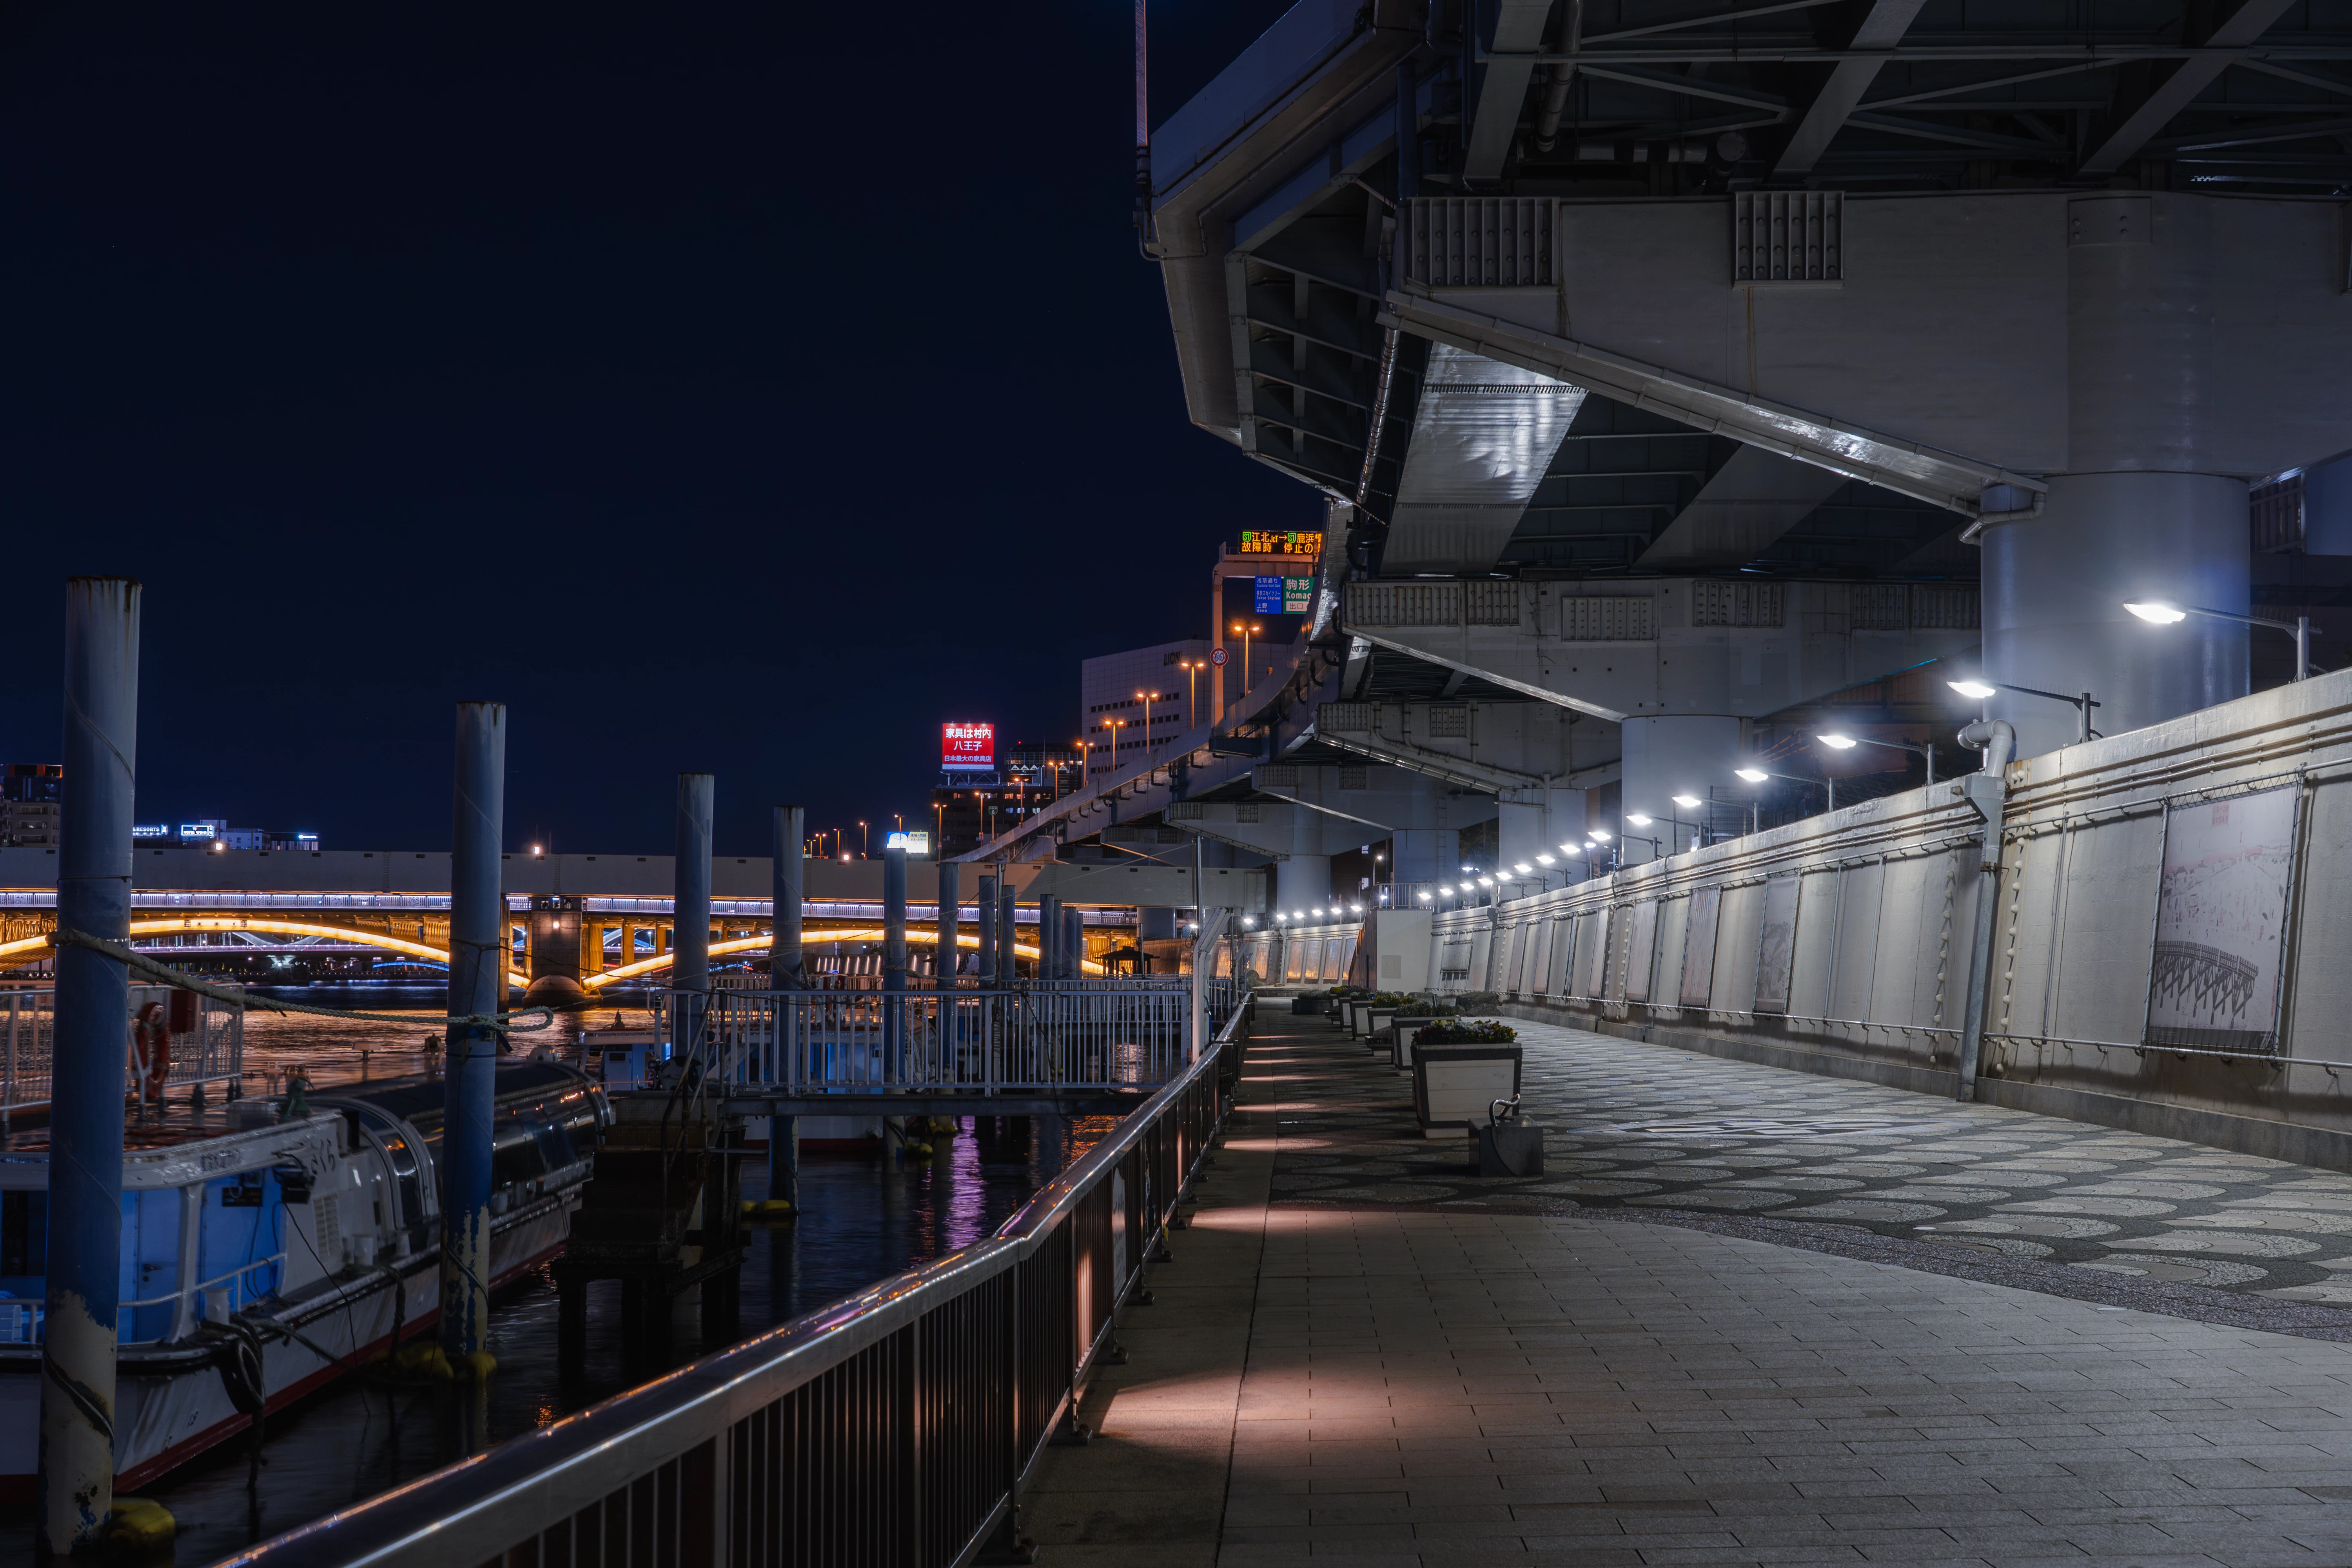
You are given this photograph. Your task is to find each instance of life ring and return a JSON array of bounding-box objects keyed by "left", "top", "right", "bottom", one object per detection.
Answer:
[{"left": 133, "top": 1001, "right": 171, "bottom": 1105}]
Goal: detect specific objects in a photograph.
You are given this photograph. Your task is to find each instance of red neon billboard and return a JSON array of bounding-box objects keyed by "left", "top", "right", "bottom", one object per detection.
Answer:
[{"left": 942, "top": 721, "right": 996, "bottom": 771}]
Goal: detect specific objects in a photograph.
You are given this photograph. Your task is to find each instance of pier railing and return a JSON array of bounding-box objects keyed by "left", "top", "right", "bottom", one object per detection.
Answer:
[
  {"left": 221, "top": 991, "right": 1253, "bottom": 1568},
  {"left": 0, "top": 984, "right": 242, "bottom": 1119},
  {"left": 660, "top": 980, "right": 1197, "bottom": 1094}
]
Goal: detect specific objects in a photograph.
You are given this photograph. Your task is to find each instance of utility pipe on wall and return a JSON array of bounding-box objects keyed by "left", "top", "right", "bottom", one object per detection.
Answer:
[{"left": 1953, "top": 719, "right": 2016, "bottom": 1103}]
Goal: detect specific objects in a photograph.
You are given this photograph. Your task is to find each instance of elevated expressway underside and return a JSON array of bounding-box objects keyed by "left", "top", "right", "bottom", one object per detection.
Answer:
[{"left": 975, "top": 0, "right": 2352, "bottom": 906}]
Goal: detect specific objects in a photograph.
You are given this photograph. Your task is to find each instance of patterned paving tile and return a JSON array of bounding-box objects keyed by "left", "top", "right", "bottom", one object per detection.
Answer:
[{"left": 1261, "top": 1014, "right": 2352, "bottom": 1305}]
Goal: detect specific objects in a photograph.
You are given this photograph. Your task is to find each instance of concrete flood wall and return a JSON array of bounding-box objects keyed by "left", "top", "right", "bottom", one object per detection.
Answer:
[{"left": 1414, "top": 667, "right": 2352, "bottom": 1170}]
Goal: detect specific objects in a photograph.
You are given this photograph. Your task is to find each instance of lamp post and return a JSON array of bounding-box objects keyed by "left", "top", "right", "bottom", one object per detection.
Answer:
[
  {"left": 1135, "top": 688, "right": 1156, "bottom": 757},
  {"left": 1178, "top": 659, "right": 1201, "bottom": 729},
  {"left": 2124, "top": 599, "right": 2318, "bottom": 680},
  {"left": 1946, "top": 678, "right": 2099, "bottom": 744},
  {"left": 858, "top": 820, "right": 869, "bottom": 858},
  {"left": 1110, "top": 718, "right": 1125, "bottom": 768},
  {"left": 1076, "top": 737, "right": 1091, "bottom": 788},
  {"left": 1737, "top": 765, "right": 1835, "bottom": 819},
  {"left": 1818, "top": 731, "right": 1936, "bottom": 786},
  {"left": 1231, "top": 620, "right": 1261, "bottom": 688}
]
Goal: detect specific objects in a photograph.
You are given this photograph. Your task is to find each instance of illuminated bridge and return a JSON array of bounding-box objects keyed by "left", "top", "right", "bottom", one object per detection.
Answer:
[{"left": 0, "top": 846, "right": 1263, "bottom": 986}]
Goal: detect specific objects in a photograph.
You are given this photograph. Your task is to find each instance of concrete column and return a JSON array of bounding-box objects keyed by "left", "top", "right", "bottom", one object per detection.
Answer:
[
  {"left": 1038, "top": 894, "right": 1062, "bottom": 982},
  {"left": 1499, "top": 786, "right": 1587, "bottom": 881},
  {"left": 771, "top": 805, "right": 804, "bottom": 987},
  {"left": 1063, "top": 906, "right": 1083, "bottom": 979},
  {"left": 39, "top": 577, "right": 138, "bottom": 1554},
  {"left": 1984, "top": 472, "right": 2249, "bottom": 760},
  {"left": 936, "top": 860, "right": 960, "bottom": 987},
  {"left": 1620, "top": 716, "right": 1742, "bottom": 861},
  {"left": 976, "top": 873, "right": 998, "bottom": 983},
  {"left": 1275, "top": 857, "right": 1332, "bottom": 918},
  {"left": 439, "top": 701, "right": 505, "bottom": 1369},
  {"left": 883, "top": 845, "right": 908, "bottom": 1079},
  {"left": 1389, "top": 828, "right": 1460, "bottom": 885}
]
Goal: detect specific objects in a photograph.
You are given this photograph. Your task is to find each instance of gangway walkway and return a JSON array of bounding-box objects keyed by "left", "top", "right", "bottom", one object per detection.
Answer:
[{"left": 1016, "top": 1010, "right": 2352, "bottom": 1566}]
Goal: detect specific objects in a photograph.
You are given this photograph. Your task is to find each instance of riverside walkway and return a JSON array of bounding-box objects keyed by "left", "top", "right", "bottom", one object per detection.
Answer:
[{"left": 1020, "top": 1011, "right": 2352, "bottom": 1566}]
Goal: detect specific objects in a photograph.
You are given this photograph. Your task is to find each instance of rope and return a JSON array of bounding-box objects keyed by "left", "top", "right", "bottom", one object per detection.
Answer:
[{"left": 44, "top": 929, "right": 559, "bottom": 1032}]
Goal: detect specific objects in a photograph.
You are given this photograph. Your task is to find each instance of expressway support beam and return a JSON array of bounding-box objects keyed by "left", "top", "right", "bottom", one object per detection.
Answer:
[
  {"left": 439, "top": 700, "right": 506, "bottom": 1369},
  {"left": 38, "top": 577, "right": 139, "bottom": 1556}
]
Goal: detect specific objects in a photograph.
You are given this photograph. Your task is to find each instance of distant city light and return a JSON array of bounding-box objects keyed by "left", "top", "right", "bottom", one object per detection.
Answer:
[{"left": 530, "top": 844, "right": 544, "bottom": 856}]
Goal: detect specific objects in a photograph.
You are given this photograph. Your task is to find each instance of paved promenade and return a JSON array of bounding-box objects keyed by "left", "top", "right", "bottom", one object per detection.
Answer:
[{"left": 1024, "top": 1012, "right": 2352, "bottom": 1566}]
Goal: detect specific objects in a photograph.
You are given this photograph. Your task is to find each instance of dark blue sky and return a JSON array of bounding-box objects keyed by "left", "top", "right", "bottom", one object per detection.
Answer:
[{"left": 0, "top": 0, "right": 1309, "bottom": 855}]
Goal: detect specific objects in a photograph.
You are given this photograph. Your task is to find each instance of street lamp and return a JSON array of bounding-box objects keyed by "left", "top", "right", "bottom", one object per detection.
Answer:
[
  {"left": 2125, "top": 599, "right": 2318, "bottom": 680},
  {"left": 1177, "top": 659, "right": 1202, "bottom": 729},
  {"left": 1945, "top": 677, "right": 2099, "bottom": 744},
  {"left": 1231, "top": 620, "right": 1262, "bottom": 688},
  {"left": 1135, "top": 689, "right": 1157, "bottom": 756},
  {"left": 857, "top": 820, "right": 869, "bottom": 857},
  {"left": 1737, "top": 764, "right": 1833, "bottom": 820},
  {"left": 1818, "top": 731, "right": 1936, "bottom": 786}
]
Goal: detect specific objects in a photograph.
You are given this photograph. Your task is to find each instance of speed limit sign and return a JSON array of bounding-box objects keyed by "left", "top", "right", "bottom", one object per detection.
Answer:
[{"left": 1211, "top": 648, "right": 1228, "bottom": 666}]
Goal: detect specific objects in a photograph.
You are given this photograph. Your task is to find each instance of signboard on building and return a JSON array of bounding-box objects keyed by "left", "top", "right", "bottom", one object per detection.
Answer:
[
  {"left": 1253, "top": 575, "right": 1315, "bottom": 615},
  {"left": 131, "top": 824, "right": 171, "bottom": 840},
  {"left": 942, "top": 722, "right": 996, "bottom": 771},
  {"left": 1238, "top": 530, "right": 1322, "bottom": 555},
  {"left": 884, "top": 829, "right": 933, "bottom": 857}
]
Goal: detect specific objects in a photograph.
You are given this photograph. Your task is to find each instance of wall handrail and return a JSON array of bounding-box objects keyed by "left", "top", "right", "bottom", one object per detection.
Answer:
[{"left": 217, "top": 991, "right": 1254, "bottom": 1568}]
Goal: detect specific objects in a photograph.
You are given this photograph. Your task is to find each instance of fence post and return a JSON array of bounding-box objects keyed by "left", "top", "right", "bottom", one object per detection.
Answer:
[{"left": 38, "top": 576, "right": 139, "bottom": 1555}]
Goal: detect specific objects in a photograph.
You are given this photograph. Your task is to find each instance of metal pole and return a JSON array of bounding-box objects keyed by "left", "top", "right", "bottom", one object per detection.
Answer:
[
  {"left": 936, "top": 860, "right": 960, "bottom": 989},
  {"left": 437, "top": 703, "right": 505, "bottom": 1376},
  {"left": 38, "top": 577, "right": 138, "bottom": 1555},
  {"left": 2297, "top": 616, "right": 2311, "bottom": 680},
  {"left": 769, "top": 805, "right": 802, "bottom": 1209},
  {"left": 976, "top": 873, "right": 998, "bottom": 984},
  {"left": 2079, "top": 693, "right": 2093, "bottom": 744},
  {"left": 674, "top": 774, "right": 713, "bottom": 1067},
  {"left": 884, "top": 844, "right": 907, "bottom": 1081}
]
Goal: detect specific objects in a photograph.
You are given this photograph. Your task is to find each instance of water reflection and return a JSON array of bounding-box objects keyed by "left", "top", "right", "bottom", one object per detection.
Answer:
[{"left": 0, "top": 984, "right": 1109, "bottom": 1563}]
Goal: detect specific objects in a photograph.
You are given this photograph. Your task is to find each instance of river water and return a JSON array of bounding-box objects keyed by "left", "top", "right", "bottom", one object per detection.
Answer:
[{"left": 0, "top": 987, "right": 1110, "bottom": 1563}]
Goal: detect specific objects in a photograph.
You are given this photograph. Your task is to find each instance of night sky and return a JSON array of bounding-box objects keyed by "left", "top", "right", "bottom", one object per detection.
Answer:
[{"left": 0, "top": 0, "right": 1309, "bottom": 856}]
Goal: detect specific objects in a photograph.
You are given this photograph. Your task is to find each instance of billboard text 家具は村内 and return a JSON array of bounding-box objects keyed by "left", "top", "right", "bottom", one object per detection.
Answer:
[{"left": 942, "top": 722, "right": 995, "bottom": 770}]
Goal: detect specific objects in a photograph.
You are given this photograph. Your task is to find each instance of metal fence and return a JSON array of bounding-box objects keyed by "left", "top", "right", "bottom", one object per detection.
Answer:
[
  {"left": 655, "top": 982, "right": 1196, "bottom": 1094},
  {"left": 0, "top": 984, "right": 242, "bottom": 1117},
  {"left": 223, "top": 992, "right": 1253, "bottom": 1568}
]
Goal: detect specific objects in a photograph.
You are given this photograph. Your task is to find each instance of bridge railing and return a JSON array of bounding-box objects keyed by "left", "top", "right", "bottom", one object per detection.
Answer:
[
  {"left": 224, "top": 991, "right": 1253, "bottom": 1568},
  {"left": 657, "top": 981, "right": 1196, "bottom": 1094},
  {"left": 0, "top": 985, "right": 242, "bottom": 1118}
]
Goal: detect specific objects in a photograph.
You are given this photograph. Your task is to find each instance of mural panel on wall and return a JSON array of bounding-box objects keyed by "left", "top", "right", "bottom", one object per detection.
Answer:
[
  {"left": 1625, "top": 900, "right": 1661, "bottom": 1002},
  {"left": 1755, "top": 873, "right": 1800, "bottom": 1014},
  {"left": 1681, "top": 884, "right": 1722, "bottom": 1008},
  {"left": 2145, "top": 784, "right": 2301, "bottom": 1055}
]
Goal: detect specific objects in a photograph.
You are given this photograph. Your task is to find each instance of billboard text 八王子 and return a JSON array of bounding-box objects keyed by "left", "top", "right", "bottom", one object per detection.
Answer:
[{"left": 942, "top": 722, "right": 995, "bottom": 771}]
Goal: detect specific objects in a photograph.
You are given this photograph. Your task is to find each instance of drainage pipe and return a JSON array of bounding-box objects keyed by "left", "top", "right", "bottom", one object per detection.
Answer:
[
  {"left": 1953, "top": 719, "right": 2016, "bottom": 1103},
  {"left": 1532, "top": 0, "right": 1582, "bottom": 152}
]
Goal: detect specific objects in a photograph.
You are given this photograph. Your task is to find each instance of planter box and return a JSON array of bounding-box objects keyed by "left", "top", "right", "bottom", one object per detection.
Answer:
[
  {"left": 1348, "top": 1002, "right": 1374, "bottom": 1037},
  {"left": 1412, "top": 1044, "right": 1524, "bottom": 1137},
  {"left": 1389, "top": 1017, "right": 1442, "bottom": 1071},
  {"left": 1367, "top": 1009, "right": 1397, "bottom": 1044}
]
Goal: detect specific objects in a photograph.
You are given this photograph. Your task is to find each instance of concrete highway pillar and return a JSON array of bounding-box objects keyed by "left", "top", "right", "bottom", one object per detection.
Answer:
[
  {"left": 1063, "top": 905, "right": 1083, "bottom": 979},
  {"left": 1038, "top": 894, "right": 1062, "bottom": 982},
  {"left": 1621, "top": 716, "right": 1743, "bottom": 862},
  {"left": 38, "top": 577, "right": 138, "bottom": 1555},
  {"left": 771, "top": 805, "right": 804, "bottom": 988},
  {"left": 936, "top": 860, "right": 960, "bottom": 988},
  {"left": 1390, "top": 828, "right": 1459, "bottom": 886},
  {"left": 1984, "top": 473, "right": 2249, "bottom": 760},
  {"left": 1275, "top": 855, "right": 1332, "bottom": 918},
  {"left": 976, "top": 873, "right": 998, "bottom": 983},
  {"left": 438, "top": 701, "right": 506, "bottom": 1371},
  {"left": 1500, "top": 787, "right": 1587, "bottom": 881}
]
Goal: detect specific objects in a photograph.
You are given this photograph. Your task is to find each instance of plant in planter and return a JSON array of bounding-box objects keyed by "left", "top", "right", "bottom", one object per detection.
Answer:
[
  {"left": 1413, "top": 1018, "right": 1519, "bottom": 1045},
  {"left": 1454, "top": 991, "right": 1502, "bottom": 1011}
]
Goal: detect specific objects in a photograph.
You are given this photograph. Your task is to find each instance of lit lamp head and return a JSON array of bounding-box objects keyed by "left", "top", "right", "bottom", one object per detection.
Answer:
[
  {"left": 2124, "top": 600, "right": 2188, "bottom": 625},
  {"left": 1535, "top": 853, "right": 1555, "bottom": 866},
  {"left": 1947, "top": 679, "right": 1997, "bottom": 700},
  {"left": 1817, "top": 733, "right": 1857, "bottom": 750},
  {"left": 1626, "top": 813, "right": 1653, "bottom": 828},
  {"left": 1513, "top": 862, "right": 1533, "bottom": 875},
  {"left": 1735, "top": 768, "right": 1769, "bottom": 784},
  {"left": 1437, "top": 884, "right": 1454, "bottom": 896},
  {"left": 1350, "top": 903, "right": 1364, "bottom": 915},
  {"left": 1476, "top": 876, "right": 1495, "bottom": 888},
  {"left": 1416, "top": 890, "right": 1432, "bottom": 902},
  {"left": 1672, "top": 794, "right": 1701, "bottom": 809}
]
